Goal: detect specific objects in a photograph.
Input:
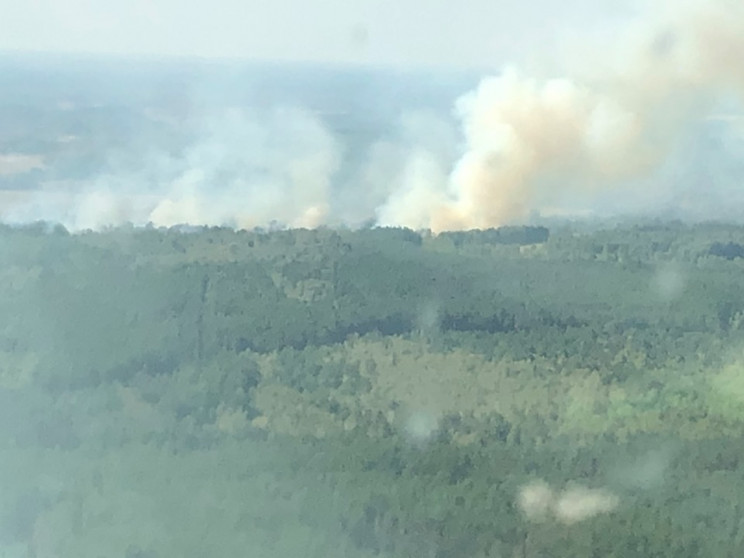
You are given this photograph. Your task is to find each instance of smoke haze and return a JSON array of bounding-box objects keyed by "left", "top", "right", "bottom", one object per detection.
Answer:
[
  {"left": 1, "top": 107, "right": 341, "bottom": 231},
  {"left": 1, "top": 0, "right": 744, "bottom": 231},
  {"left": 381, "top": 0, "right": 744, "bottom": 231}
]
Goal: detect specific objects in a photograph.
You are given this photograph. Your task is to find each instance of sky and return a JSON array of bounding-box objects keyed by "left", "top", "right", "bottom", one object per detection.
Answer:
[{"left": 0, "top": 0, "right": 643, "bottom": 69}]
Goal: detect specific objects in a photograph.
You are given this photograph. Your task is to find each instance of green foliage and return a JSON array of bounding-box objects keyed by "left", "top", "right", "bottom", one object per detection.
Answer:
[
  {"left": 1, "top": 221, "right": 744, "bottom": 556},
  {"left": 709, "top": 241, "right": 744, "bottom": 260}
]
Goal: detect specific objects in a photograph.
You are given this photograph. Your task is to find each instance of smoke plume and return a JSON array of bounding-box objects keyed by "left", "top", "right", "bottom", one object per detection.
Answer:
[
  {"left": 2, "top": 0, "right": 744, "bottom": 232},
  {"left": 2, "top": 107, "right": 339, "bottom": 232},
  {"left": 146, "top": 107, "right": 339, "bottom": 229},
  {"left": 380, "top": 0, "right": 744, "bottom": 231}
]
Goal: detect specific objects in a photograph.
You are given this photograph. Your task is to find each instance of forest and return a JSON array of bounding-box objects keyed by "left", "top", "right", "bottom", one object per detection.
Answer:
[{"left": 1, "top": 220, "right": 744, "bottom": 557}]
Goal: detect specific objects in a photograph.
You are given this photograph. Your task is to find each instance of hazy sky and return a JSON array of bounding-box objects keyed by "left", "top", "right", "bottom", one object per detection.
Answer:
[{"left": 1, "top": 0, "right": 642, "bottom": 69}]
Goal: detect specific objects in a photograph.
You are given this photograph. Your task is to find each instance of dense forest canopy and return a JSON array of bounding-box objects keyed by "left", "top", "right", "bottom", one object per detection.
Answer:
[{"left": 1, "top": 221, "right": 744, "bottom": 557}]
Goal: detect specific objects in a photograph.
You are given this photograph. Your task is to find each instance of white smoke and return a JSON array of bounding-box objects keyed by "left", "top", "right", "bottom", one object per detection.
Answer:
[
  {"left": 3, "top": 1, "right": 744, "bottom": 232},
  {"left": 372, "top": 111, "right": 458, "bottom": 229},
  {"left": 375, "top": 149, "right": 449, "bottom": 230},
  {"left": 1, "top": 182, "right": 158, "bottom": 232},
  {"left": 1, "top": 107, "right": 340, "bottom": 232},
  {"left": 377, "top": 0, "right": 744, "bottom": 231},
  {"left": 148, "top": 107, "right": 339, "bottom": 229}
]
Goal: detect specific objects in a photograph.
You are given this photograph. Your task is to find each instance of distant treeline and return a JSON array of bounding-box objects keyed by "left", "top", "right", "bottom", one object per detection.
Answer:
[
  {"left": 438, "top": 225, "right": 550, "bottom": 246},
  {"left": 5, "top": 221, "right": 550, "bottom": 246},
  {"left": 708, "top": 240, "right": 744, "bottom": 260}
]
